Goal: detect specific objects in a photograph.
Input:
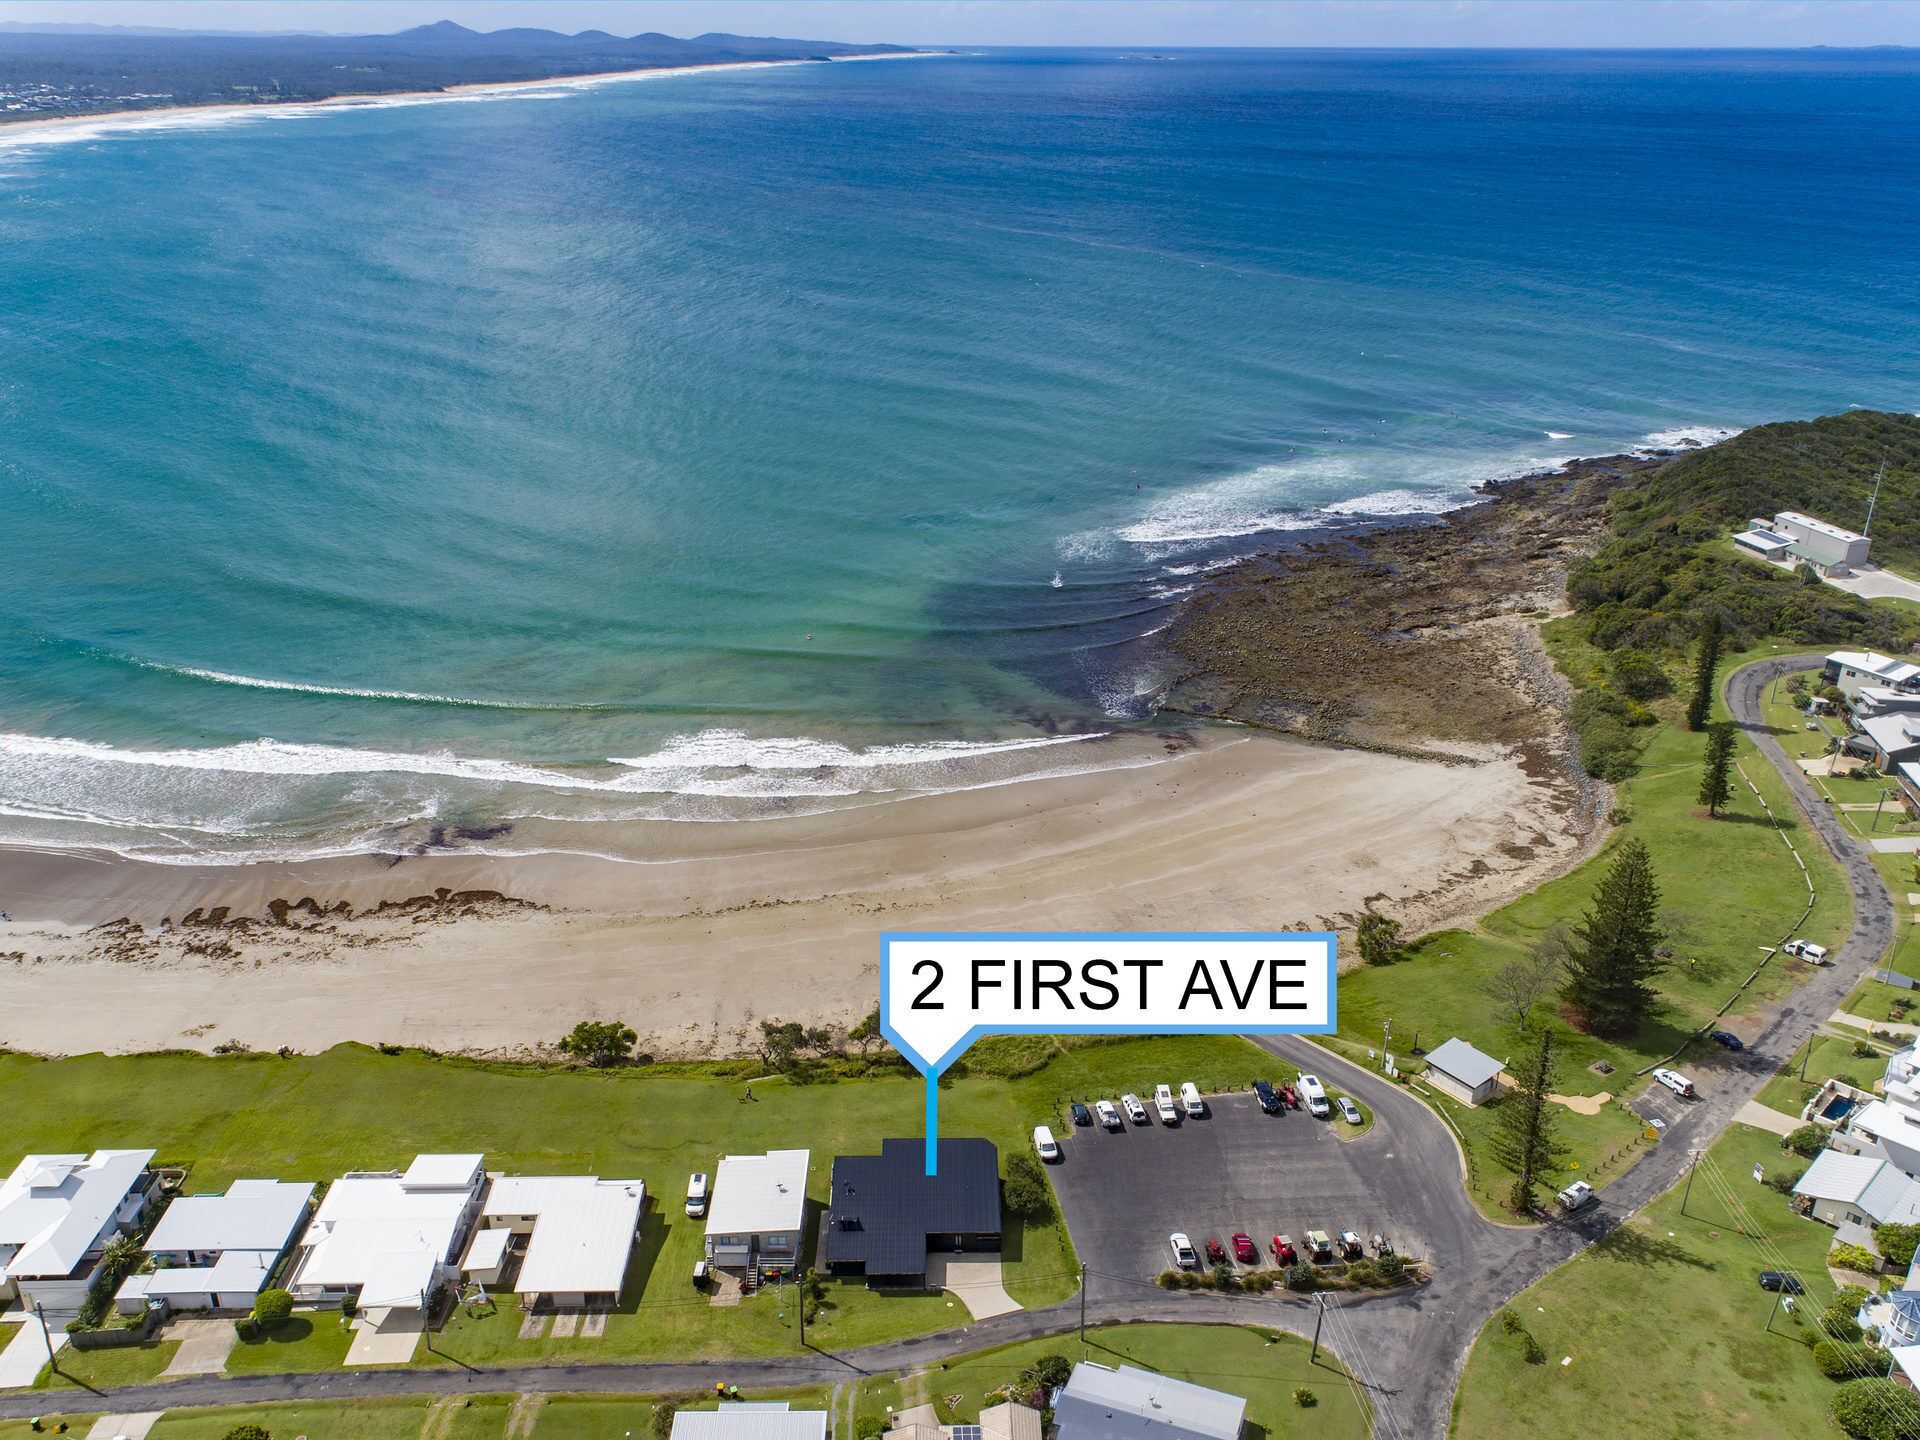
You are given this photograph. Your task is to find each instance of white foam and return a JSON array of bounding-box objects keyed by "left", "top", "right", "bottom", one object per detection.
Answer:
[
  {"left": 131, "top": 659, "right": 598, "bottom": 711},
  {"left": 1638, "top": 425, "right": 1744, "bottom": 452},
  {"left": 1545, "top": 430, "right": 1575, "bottom": 439},
  {"left": 1321, "top": 488, "right": 1478, "bottom": 519}
]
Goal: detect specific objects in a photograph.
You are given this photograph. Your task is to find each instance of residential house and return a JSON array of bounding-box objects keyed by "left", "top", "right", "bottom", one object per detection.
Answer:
[
  {"left": 825, "top": 1139, "right": 1001, "bottom": 1288},
  {"left": 1835, "top": 1100, "right": 1920, "bottom": 1180},
  {"left": 0, "top": 1150, "right": 159, "bottom": 1313},
  {"left": 286, "top": 1154, "right": 485, "bottom": 1320},
  {"left": 1853, "top": 688, "right": 1920, "bottom": 722},
  {"left": 115, "top": 1178, "right": 314, "bottom": 1315},
  {"left": 1849, "top": 713, "right": 1920, "bottom": 772},
  {"left": 1793, "top": 1152, "right": 1920, "bottom": 1229},
  {"left": 669, "top": 1402, "right": 829, "bottom": 1440},
  {"left": 890, "top": 1402, "right": 1042, "bottom": 1439},
  {"left": 1421, "top": 1038, "right": 1504, "bottom": 1107},
  {"left": 1825, "top": 651, "right": 1920, "bottom": 701},
  {"left": 703, "top": 1149, "right": 809, "bottom": 1284},
  {"left": 1868, "top": 1291, "right": 1920, "bottom": 1350},
  {"left": 462, "top": 1173, "right": 645, "bottom": 1309},
  {"left": 1053, "top": 1360, "right": 1247, "bottom": 1440}
]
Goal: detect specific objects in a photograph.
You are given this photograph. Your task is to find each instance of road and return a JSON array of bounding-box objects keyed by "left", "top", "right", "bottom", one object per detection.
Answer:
[{"left": 0, "top": 655, "right": 1892, "bottom": 1436}]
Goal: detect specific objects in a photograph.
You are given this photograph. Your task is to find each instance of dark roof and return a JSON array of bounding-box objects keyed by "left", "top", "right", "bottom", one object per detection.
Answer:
[{"left": 826, "top": 1139, "right": 1000, "bottom": 1276}]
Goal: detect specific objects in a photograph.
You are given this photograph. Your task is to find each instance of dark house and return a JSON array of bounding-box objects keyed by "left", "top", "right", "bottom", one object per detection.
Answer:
[{"left": 823, "top": 1138, "right": 1002, "bottom": 1287}]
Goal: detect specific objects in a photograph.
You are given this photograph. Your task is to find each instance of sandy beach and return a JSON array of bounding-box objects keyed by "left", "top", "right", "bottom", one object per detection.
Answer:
[{"left": 0, "top": 725, "right": 1598, "bottom": 1058}]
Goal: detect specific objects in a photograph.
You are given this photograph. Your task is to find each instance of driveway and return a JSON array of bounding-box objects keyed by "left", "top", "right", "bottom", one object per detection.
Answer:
[
  {"left": 0, "top": 1314, "right": 62, "bottom": 1390},
  {"left": 162, "top": 1317, "right": 238, "bottom": 1377},
  {"left": 925, "top": 1253, "right": 1020, "bottom": 1320}
]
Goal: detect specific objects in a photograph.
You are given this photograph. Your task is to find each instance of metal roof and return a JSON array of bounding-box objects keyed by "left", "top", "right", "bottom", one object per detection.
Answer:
[
  {"left": 704, "top": 1150, "right": 809, "bottom": 1237},
  {"left": 144, "top": 1179, "right": 313, "bottom": 1257},
  {"left": 1054, "top": 1361, "right": 1247, "bottom": 1440},
  {"left": 668, "top": 1402, "right": 828, "bottom": 1440},
  {"left": 1424, "top": 1037, "right": 1504, "bottom": 1091},
  {"left": 826, "top": 1139, "right": 1000, "bottom": 1278},
  {"left": 481, "top": 1176, "right": 645, "bottom": 1296},
  {"left": 0, "top": 1150, "right": 154, "bottom": 1281}
]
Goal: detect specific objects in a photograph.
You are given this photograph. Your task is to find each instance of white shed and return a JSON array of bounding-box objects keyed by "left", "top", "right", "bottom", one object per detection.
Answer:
[{"left": 1422, "top": 1038, "right": 1505, "bottom": 1107}]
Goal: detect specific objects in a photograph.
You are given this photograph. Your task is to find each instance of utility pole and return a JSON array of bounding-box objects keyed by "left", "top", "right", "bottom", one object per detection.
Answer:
[
  {"left": 1078, "top": 1263, "right": 1087, "bottom": 1348},
  {"left": 1680, "top": 1150, "right": 1700, "bottom": 1218},
  {"left": 798, "top": 1270, "right": 806, "bottom": 1348},
  {"left": 419, "top": 1288, "right": 432, "bottom": 1355},
  {"left": 1765, "top": 1282, "right": 1786, "bottom": 1335},
  {"left": 1383, "top": 1018, "right": 1392, "bottom": 1071},
  {"left": 1310, "top": 1294, "right": 1327, "bottom": 1362},
  {"left": 32, "top": 1302, "right": 56, "bottom": 1372}
]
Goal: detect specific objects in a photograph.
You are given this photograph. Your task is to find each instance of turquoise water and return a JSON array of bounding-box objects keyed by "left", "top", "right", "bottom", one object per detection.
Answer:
[{"left": 2, "top": 49, "right": 1918, "bottom": 859}]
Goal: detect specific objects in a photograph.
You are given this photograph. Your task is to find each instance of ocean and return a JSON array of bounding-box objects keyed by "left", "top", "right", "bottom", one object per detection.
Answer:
[{"left": 2, "top": 47, "right": 1917, "bottom": 862}]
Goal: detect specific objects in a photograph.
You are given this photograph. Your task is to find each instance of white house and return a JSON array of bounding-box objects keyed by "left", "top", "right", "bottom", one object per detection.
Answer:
[
  {"left": 1854, "top": 688, "right": 1920, "bottom": 722},
  {"left": 465, "top": 1174, "right": 645, "bottom": 1309},
  {"left": 1053, "top": 1361, "right": 1247, "bottom": 1440},
  {"left": 1794, "top": 1151, "right": 1920, "bottom": 1229},
  {"left": 286, "top": 1154, "right": 485, "bottom": 1318},
  {"left": 0, "top": 1150, "right": 158, "bottom": 1313},
  {"left": 1869, "top": 1292, "right": 1920, "bottom": 1350},
  {"left": 115, "top": 1178, "right": 313, "bottom": 1315},
  {"left": 704, "top": 1149, "right": 809, "bottom": 1282},
  {"left": 1826, "top": 651, "right": 1920, "bottom": 700},
  {"left": 669, "top": 1402, "right": 829, "bottom": 1440},
  {"left": 1421, "top": 1038, "right": 1504, "bottom": 1107},
  {"left": 1837, "top": 1100, "right": 1920, "bottom": 1181},
  {"left": 1852, "top": 713, "right": 1920, "bottom": 771}
]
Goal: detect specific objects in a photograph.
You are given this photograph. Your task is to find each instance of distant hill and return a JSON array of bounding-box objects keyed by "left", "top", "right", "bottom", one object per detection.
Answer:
[{"left": 0, "top": 20, "right": 914, "bottom": 121}]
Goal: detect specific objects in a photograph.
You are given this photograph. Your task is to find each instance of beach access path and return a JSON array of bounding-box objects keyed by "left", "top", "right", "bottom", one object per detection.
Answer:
[{"left": 0, "top": 657, "right": 1889, "bottom": 1438}]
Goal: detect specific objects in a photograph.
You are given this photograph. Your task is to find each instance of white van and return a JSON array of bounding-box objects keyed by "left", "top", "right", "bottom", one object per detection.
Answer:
[
  {"left": 1154, "top": 1084, "right": 1179, "bottom": 1124},
  {"left": 1034, "top": 1124, "right": 1060, "bottom": 1162},
  {"left": 1784, "top": 939, "right": 1829, "bottom": 965},
  {"left": 1298, "top": 1074, "right": 1331, "bottom": 1118},
  {"left": 685, "top": 1171, "right": 709, "bottom": 1218},
  {"left": 1653, "top": 1068, "right": 1696, "bottom": 1099},
  {"left": 1180, "top": 1081, "right": 1204, "bottom": 1118}
]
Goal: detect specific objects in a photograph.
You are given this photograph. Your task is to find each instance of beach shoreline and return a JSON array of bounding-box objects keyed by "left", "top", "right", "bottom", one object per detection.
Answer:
[
  {"left": 0, "top": 49, "right": 939, "bottom": 143},
  {"left": 0, "top": 718, "right": 1599, "bottom": 1059}
]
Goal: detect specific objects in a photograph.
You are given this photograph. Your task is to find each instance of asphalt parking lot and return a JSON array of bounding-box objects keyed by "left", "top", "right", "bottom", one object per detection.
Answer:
[{"left": 1047, "top": 1088, "right": 1426, "bottom": 1282}]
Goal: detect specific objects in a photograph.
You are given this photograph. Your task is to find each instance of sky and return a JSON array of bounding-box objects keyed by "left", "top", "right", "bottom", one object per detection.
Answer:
[{"left": 0, "top": 1, "right": 1918, "bottom": 48}]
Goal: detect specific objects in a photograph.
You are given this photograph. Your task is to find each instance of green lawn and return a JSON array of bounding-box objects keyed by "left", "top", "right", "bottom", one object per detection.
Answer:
[
  {"left": 33, "top": 1338, "right": 180, "bottom": 1391},
  {"left": 224, "top": 1310, "right": 357, "bottom": 1374},
  {"left": 1332, "top": 644, "right": 1852, "bottom": 1217},
  {"left": 0, "top": 1032, "right": 1291, "bottom": 1372},
  {"left": 1756, "top": 1031, "right": 1896, "bottom": 1119},
  {"left": 1452, "top": 1123, "right": 1850, "bottom": 1439}
]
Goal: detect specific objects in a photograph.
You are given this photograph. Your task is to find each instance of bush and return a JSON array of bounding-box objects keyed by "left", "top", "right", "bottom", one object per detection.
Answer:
[
  {"left": 854, "top": 1418, "right": 886, "bottom": 1440},
  {"left": 1377, "top": 1252, "right": 1405, "bottom": 1278},
  {"left": 1765, "top": 1167, "right": 1805, "bottom": 1195},
  {"left": 1824, "top": 1307, "right": 1867, "bottom": 1344},
  {"left": 220, "top": 1427, "right": 271, "bottom": 1440},
  {"left": 1285, "top": 1261, "right": 1317, "bottom": 1292},
  {"left": 1610, "top": 649, "right": 1672, "bottom": 700},
  {"left": 249, "top": 1288, "right": 293, "bottom": 1331},
  {"left": 556, "top": 1018, "right": 637, "bottom": 1067},
  {"left": 1833, "top": 1376, "right": 1920, "bottom": 1439},
  {"left": 1243, "top": 1269, "right": 1275, "bottom": 1293},
  {"left": 1786, "top": 1124, "right": 1830, "bottom": 1159},
  {"left": 1002, "top": 1152, "right": 1052, "bottom": 1216},
  {"left": 1033, "top": 1353, "right": 1072, "bottom": 1390},
  {"left": 1881, "top": 1224, "right": 1920, "bottom": 1270},
  {"left": 652, "top": 1401, "right": 681, "bottom": 1440},
  {"left": 1500, "top": 1308, "right": 1525, "bottom": 1336},
  {"left": 1855, "top": 1040, "right": 1883, "bottom": 1059},
  {"left": 1833, "top": 1244, "right": 1882, "bottom": 1276},
  {"left": 1357, "top": 911, "right": 1405, "bottom": 966},
  {"left": 1816, "top": 1340, "right": 1894, "bottom": 1380},
  {"left": 1293, "top": 1387, "right": 1318, "bottom": 1408}
]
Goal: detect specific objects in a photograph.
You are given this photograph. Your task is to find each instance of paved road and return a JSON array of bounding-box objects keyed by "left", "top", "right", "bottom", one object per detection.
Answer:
[{"left": 0, "top": 656, "right": 1892, "bottom": 1436}]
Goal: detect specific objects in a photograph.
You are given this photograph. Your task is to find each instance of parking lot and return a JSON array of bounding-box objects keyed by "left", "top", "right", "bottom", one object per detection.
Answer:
[{"left": 1047, "top": 1087, "right": 1429, "bottom": 1284}]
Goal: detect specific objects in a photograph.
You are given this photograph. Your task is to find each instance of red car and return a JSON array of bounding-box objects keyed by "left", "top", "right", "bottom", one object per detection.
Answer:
[
  {"left": 1231, "top": 1233, "right": 1258, "bottom": 1264},
  {"left": 1270, "top": 1235, "right": 1298, "bottom": 1266},
  {"left": 1204, "top": 1237, "right": 1227, "bottom": 1265}
]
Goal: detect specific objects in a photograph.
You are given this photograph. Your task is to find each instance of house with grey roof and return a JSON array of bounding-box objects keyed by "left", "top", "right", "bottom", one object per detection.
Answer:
[
  {"left": 1421, "top": 1038, "right": 1505, "bottom": 1107},
  {"left": 1052, "top": 1360, "right": 1246, "bottom": 1440},
  {"left": 1794, "top": 1150, "right": 1920, "bottom": 1230},
  {"left": 116, "top": 1177, "right": 314, "bottom": 1315}
]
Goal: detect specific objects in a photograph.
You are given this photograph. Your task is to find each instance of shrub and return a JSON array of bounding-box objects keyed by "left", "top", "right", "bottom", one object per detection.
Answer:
[
  {"left": 1881, "top": 1224, "right": 1920, "bottom": 1270},
  {"left": 1765, "top": 1167, "right": 1805, "bottom": 1195},
  {"left": 1823, "top": 1307, "right": 1867, "bottom": 1344},
  {"left": 1500, "top": 1308, "right": 1525, "bottom": 1336},
  {"left": 1377, "top": 1252, "right": 1405, "bottom": 1278},
  {"left": 1293, "top": 1387, "right": 1318, "bottom": 1408},
  {"left": 1243, "top": 1269, "right": 1275, "bottom": 1293},
  {"left": 556, "top": 1019, "right": 636, "bottom": 1067},
  {"left": 249, "top": 1288, "right": 293, "bottom": 1331},
  {"left": 854, "top": 1418, "right": 886, "bottom": 1440},
  {"left": 1610, "top": 649, "right": 1671, "bottom": 700},
  {"left": 1832, "top": 1376, "right": 1920, "bottom": 1439},
  {"left": 1833, "top": 1243, "right": 1882, "bottom": 1276},
  {"left": 1002, "top": 1153, "right": 1052, "bottom": 1216},
  {"left": 1033, "top": 1353, "right": 1072, "bottom": 1390},
  {"left": 1786, "top": 1124, "right": 1830, "bottom": 1159},
  {"left": 220, "top": 1428, "right": 271, "bottom": 1440},
  {"left": 1816, "top": 1340, "right": 1893, "bottom": 1380},
  {"left": 1357, "top": 911, "right": 1405, "bottom": 966},
  {"left": 1855, "top": 1041, "right": 1882, "bottom": 1059},
  {"left": 1285, "top": 1261, "right": 1317, "bottom": 1292}
]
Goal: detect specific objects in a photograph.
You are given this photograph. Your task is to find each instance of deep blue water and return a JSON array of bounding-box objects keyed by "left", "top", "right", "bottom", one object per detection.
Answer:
[{"left": 1, "top": 48, "right": 1917, "bottom": 858}]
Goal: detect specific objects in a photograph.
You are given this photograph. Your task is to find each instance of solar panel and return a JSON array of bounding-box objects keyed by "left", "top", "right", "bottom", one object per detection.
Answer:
[{"left": 951, "top": 1427, "right": 983, "bottom": 1439}]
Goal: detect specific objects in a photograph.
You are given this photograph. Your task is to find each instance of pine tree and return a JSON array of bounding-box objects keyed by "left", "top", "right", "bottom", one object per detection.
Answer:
[
  {"left": 1488, "top": 1026, "right": 1571, "bottom": 1214},
  {"left": 1697, "top": 722, "right": 1736, "bottom": 817},
  {"left": 1684, "top": 614, "right": 1724, "bottom": 731},
  {"left": 1560, "top": 837, "right": 1666, "bottom": 1034}
]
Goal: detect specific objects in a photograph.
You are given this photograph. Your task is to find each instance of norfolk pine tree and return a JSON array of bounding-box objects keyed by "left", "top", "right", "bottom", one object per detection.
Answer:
[
  {"left": 1489, "top": 1026, "right": 1570, "bottom": 1214},
  {"left": 1698, "top": 721, "right": 1736, "bottom": 816},
  {"left": 1684, "top": 614, "right": 1724, "bottom": 731},
  {"left": 1560, "top": 836, "right": 1666, "bottom": 1034}
]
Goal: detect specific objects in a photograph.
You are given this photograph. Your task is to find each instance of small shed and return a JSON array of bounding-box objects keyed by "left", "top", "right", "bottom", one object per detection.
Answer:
[{"left": 1422, "top": 1038, "right": 1504, "bottom": 1107}]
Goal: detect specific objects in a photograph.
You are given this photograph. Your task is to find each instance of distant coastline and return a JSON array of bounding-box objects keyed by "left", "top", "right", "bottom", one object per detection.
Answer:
[{"left": 0, "top": 49, "right": 939, "bottom": 139}]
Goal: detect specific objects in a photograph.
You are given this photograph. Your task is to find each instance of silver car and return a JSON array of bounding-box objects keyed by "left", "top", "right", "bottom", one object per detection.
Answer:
[{"left": 1337, "top": 1096, "right": 1363, "bottom": 1124}]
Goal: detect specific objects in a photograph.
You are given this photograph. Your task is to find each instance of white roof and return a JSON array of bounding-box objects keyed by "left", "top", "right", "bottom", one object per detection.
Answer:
[
  {"left": 1795, "top": 1150, "right": 1920, "bottom": 1223},
  {"left": 704, "top": 1150, "right": 810, "bottom": 1237},
  {"left": 480, "top": 1176, "right": 644, "bottom": 1295},
  {"left": 401, "top": 1154, "right": 484, "bottom": 1191},
  {"left": 1848, "top": 1099, "right": 1920, "bottom": 1158},
  {"left": 0, "top": 1150, "right": 154, "bottom": 1281},
  {"left": 1424, "top": 1037, "right": 1504, "bottom": 1090},
  {"left": 1055, "top": 1361, "right": 1247, "bottom": 1440},
  {"left": 1891, "top": 1345, "right": 1920, "bottom": 1389},
  {"left": 460, "top": 1227, "right": 510, "bottom": 1272},
  {"left": 292, "top": 1161, "right": 477, "bottom": 1292},
  {"left": 1857, "top": 714, "right": 1920, "bottom": 755},
  {"left": 1781, "top": 511, "right": 1867, "bottom": 544},
  {"left": 145, "top": 1179, "right": 313, "bottom": 1256},
  {"left": 670, "top": 1402, "right": 828, "bottom": 1440},
  {"left": 1735, "top": 530, "right": 1793, "bottom": 552},
  {"left": 358, "top": 1249, "right": 439, "bottom": 1310},
  {"left": 118, "top": 1248, "right": 274, "bottom": 1301},
  {"left": 1831, "top": 651, "right": 1920, "bottom": 684}
]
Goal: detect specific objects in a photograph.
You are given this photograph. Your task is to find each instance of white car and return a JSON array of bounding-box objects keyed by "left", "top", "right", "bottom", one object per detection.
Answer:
[
  {"left": 1557, "top": 1180, "right": 1597, "bottom": 1213},
  {"left": 1154, "top": 1084, "right": 1179, "bottom": 1124},
  {"left": 1653, "top": 1067, "right": 1696, "bottom": 1099},
  {"left": 1298, "top": 1074, "right": 1331, "bottom": 1118},
  {"left": 1784, "top": 939, "right": 1829, "bottom": 964},
  {"left": 1034, "top": 1124, "right": 1060, "bottom": 1162},
  {"left": 1096, "top": 1099, "right": 1123, "bottom": 1130},
  {"left": 685, "top": 1171, "right": 709, "bottom": 1218},
  {"left": 1169, "top": 1232, "right": 1200, "bottom": 1270},
  {"left": 1122, "top": 1092, "right": 1150, "bottom": 1124},
  {"left": 1337, "top": 1096, "right": 1363, "bottom": 1124}
]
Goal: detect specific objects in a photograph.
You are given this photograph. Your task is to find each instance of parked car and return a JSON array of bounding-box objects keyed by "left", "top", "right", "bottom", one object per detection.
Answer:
[
  {"left": 1337, "top": 1096, "right": 1363, "bottom": 1124},
  {"left": 1204, "top": 1236, "right": 1227, "bottom": 1265},
  {"left": 1252, "top": 1078, "right": 1282, "bottom": 1113},
  {"left": 1096, "top": 1099, "right": 1123, "bottom": 1131},
  {"left": 685, "top": 1171, "right": 709, "bottom": 1218},
  {"left": 1758, "top": 1270, "right": 1805, "bottom": 1294},
  {"left": 1305, "top": 1229, "right": 1334, "bottom": 1263},
  {"left": 1784, "top": 939, "right": 1830, "bottom": 964},
  {"left": 1170, "top": 1233, "right": 1200, "bottom": 1270},
  {"left": 1069, "top": 1101, "right": 1093, "bottom": 1127},
  {"left": 1123, "top": 1093, "right": 1150, "bottom": 1124},
  {"left": 1299, "top": 1074, "right": 1331, "bottom": 1118},
  {"left": 1181, "top": 1081, "right": 1204, "bottom": 1118},
  {"left": 1270, "top": 1235, "right": 1298, "bottom": 1266},
  {"left": 1708, "top": 1030, "right": 1745, "bottom": 1052},
  {"left": 1556, "top": 1180, "right": 1597, "bottom": 1213},
  {"left": 1653, "top": 1067, "right": 1697, "bottom": 1099},
  {"left": 1034, "top": 1125, "right": 1060, "bottom": 1162},
  {"left": 1337, "top": 1229, "right": 1365, "bottom": 1260},
  {"left": 1231, "top": 1233, "right": 1258, "bottom": 1264},
  {"left": 1154, "top": 1084, "right": 1180, "bottom": 1124}
]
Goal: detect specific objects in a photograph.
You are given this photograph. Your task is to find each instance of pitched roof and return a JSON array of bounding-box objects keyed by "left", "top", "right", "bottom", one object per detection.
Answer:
[
  {"left": 1054, "top": 1361, "right": 1247, "bottom": 1440},
  {"left": 1794, "top": 1150, "right": 1920, "bottom": 1223},
  {"left": 826, "top": 1139, "right": 1000, "bottom": 1278},
  {"left": 1424, "top": 1038, "right": 1503, "bottom": 1090},
  {"left": 0, "top": 1150, "right": 155, "bottom": 1281},
  {"left": 144, "top": 1179, "right": 313, "bottom": 1257}
]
